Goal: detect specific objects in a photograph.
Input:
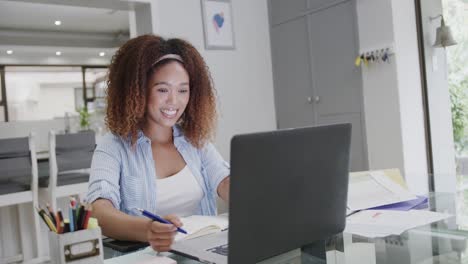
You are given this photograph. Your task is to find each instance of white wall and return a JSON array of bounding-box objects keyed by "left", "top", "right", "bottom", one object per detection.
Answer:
[
  {"left": 391, "top": 0, "right": 430, "bottom": 193},
  {"left": 144, "top": 0, "right": 277, "bottom": 159},
  {"left": 356, "top": 0, "right": 429, "bottom": 194},
  {"left": 356, "top": 0, "right": 403, "bottom": 171},
  {"left": 38, "top": 86, "right": 76, "bottom": 119}
]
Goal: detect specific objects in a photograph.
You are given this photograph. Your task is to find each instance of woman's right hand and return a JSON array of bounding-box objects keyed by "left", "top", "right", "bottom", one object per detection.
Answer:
[{"left": 146, "top": 215, "right": 183, "bottom": 252}]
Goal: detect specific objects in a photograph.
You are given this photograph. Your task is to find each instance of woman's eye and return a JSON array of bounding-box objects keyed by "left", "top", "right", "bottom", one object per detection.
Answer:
[
  {"left": 179, "top": 89, "right": 189, "bottom": 93},
  {"left": 157, "top": 88, "right": 168, "bottom": 93}
]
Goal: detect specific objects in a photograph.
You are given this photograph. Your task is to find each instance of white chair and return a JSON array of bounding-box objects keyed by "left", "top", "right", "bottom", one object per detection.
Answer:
[
  {"left": 42, "top": 130, "right": 95, "bottom": 211},
  {"left": 0, "top": 133, "right": 43, "bottom": 264}
]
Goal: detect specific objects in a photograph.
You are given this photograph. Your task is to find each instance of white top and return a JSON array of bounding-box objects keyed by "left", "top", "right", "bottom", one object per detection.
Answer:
[{"left": 155, "top": 166, "right": 204, "bottom": 217}]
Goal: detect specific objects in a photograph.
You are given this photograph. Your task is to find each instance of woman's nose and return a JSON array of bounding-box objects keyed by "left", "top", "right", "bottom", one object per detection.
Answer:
[{"left": 167, "top": 91, "right": 177, "bottom": 104}]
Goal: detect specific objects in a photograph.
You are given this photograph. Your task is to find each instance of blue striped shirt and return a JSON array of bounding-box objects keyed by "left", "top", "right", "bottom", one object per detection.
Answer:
[{"left": 86, "top": 126, "right": 230, "bottom": 216}]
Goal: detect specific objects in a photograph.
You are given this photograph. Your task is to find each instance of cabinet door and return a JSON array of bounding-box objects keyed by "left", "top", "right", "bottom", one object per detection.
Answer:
[
  {"left": 307, "top": 0, "right": 345, "bottom": 12},
  {"left": 271, "top": 16, "right": 315, "bottom": 129},
  {"left": 318, "top": 114, "right": 367, "bottom": 172},
  {"left": 269, "top": 0, "right": 307, "bottom": 25},
  {"left": 308, "top": 1, "right": 367, "bottom": 170}
]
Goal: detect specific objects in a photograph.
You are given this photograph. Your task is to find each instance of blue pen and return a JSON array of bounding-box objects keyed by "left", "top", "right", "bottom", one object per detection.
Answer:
[{"left": 136, "top": 208, "right": 187, "bottom": 234}]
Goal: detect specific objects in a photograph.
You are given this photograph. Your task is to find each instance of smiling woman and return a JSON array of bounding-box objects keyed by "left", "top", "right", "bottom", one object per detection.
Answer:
[
  {"left": 105, "top": 35, "right": 217, "bottom": 148},
  {"left": 87, "top": 34, "right": 230, "bottom": 253}
]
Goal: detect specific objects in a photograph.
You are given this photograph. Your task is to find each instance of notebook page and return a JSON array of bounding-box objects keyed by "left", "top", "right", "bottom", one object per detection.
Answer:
[{"left": 175, "top": 214, "right": 229, "bottom": 241}]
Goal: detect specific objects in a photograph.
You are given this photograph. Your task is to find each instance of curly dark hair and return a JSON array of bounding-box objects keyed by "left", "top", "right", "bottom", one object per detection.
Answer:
[{"left": 106, "top": 34, "right": 217, "bottom": 148}]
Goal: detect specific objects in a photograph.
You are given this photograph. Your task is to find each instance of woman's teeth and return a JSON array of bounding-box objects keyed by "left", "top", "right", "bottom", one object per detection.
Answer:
[{"left": 161, "top": 109, "right": 177, "bottom": 117}]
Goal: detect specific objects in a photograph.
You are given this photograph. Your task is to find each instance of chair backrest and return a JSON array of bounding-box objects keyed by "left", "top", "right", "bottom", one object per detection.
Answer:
[
  {"left": 0, "top": 137, "right": 32, "bottom": 181},
  {"left": 55, "top": 131, "right": 96, "bottom": 173}
]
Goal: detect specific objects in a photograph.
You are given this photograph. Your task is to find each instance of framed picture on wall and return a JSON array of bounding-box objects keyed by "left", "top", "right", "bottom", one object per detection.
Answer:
[{"left": 201, "top": 0, "right": 235, "bottom": 50}]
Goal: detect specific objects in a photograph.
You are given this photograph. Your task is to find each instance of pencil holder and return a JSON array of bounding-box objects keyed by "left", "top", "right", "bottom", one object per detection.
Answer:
[{"left": 48, "top": 227, "right": 104, "bottom": 264}]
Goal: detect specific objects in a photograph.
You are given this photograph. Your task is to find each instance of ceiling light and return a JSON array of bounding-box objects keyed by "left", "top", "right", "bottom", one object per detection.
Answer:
[
  {"left": 6, "top": 50, "right": 13, "bottom": 55},
  {"left": 99, "top": 52, "right": 105, "bottom": 57},
  {"left": 56, "top": 51, "right": 62, "bottom": 56},
  {"left": 55, "top": 20, "right": 62, "bottom": 26}
]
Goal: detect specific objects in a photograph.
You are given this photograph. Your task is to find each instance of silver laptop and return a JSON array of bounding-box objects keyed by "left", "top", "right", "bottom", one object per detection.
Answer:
[{"left": 171, "top": 124, "right": 351, "bottom": 264}]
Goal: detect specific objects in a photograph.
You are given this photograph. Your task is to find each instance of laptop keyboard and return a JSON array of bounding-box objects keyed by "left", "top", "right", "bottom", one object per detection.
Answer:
[{"left": 206, "top": 244, "right": 229, "bottom": 256}]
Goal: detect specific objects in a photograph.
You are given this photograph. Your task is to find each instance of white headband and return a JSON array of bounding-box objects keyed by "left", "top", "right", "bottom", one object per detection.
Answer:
[{"left": 152, "top": 54, "right": 184, "bottom": 66}]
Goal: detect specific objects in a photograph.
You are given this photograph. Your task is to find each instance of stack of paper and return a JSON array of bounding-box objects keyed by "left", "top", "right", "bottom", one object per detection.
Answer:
[
  {"left": 344, "top": 210, "right": 452, "bottom": 238},
  {"left": 347, "top": 170, "right": 418, "bottom": 212}
]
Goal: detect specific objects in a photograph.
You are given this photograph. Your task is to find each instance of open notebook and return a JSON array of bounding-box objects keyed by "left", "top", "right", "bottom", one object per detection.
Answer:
[{"left": 175, "top": 214, "right": 229, "bottom": 241}]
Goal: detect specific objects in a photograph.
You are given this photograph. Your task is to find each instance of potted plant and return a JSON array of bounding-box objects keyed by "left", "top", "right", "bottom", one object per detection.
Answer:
[{"left": 77, "top": 107, "right": 91, "bottom": 131}]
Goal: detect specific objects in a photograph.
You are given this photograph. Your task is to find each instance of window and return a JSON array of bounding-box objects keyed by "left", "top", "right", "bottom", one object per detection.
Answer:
[
  {"left": 5, "top": 66, "right": 83, "bottom": 121},
  {"left": 1, "top": 65, "right": 108, "bottom": 122}
]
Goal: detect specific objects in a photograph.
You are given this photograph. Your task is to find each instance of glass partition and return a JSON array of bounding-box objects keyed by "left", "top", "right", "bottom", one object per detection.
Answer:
[
  {"left": 442, "top": 0, "right": 468, "bottom": 191},
  {"left": 4, "top": 66, "right": 84, "bottom": 121}
]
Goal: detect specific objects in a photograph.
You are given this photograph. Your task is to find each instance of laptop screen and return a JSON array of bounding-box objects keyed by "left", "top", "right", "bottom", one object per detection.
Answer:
[{"left": 228, "top": 123, "right": 351, "bottom": 263}]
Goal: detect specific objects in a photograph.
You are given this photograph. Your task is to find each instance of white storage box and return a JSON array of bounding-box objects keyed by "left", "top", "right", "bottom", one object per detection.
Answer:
[{"left": 48, "top": 227, "right": 104, "bottom": 264}]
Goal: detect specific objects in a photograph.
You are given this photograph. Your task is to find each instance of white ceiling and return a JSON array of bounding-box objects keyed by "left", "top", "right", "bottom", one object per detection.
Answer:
[
  {"left": 0, "top": 1, "right": 130, "bottom": 33},
  {"left": 0, "top": 0, "right": 141, "bottom": 65}
]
